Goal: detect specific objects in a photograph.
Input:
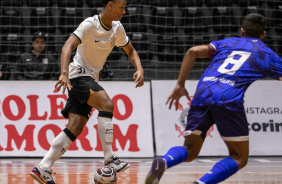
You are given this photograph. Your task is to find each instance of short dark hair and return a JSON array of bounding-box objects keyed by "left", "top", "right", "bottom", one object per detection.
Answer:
[
  {"left": 102, "top": 0, "right": 117, "bottom": 7},
  {"left": 242, "top": 13, "right": 265, "bottom": 38}
]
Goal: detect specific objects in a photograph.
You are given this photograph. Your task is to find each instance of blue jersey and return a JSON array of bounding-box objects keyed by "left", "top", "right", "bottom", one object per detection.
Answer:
[{"left": 192, "top": 37, "right": 282, "bottom": 110}]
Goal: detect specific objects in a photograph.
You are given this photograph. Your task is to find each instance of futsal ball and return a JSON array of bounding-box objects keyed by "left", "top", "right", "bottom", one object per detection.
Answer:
[{"left": 94, "top": 166, "right": 118, "bottom": 184}]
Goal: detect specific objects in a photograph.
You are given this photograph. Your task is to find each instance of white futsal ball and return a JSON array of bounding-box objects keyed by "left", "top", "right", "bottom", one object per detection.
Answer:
[{"left": 94, "top": 166, "right": 118, "bottom": 184}]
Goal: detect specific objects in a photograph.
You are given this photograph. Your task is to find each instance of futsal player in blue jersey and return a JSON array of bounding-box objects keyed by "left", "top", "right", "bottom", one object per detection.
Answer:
[{"left": 145, "top": 13, "right": 282, "bottom": 184}]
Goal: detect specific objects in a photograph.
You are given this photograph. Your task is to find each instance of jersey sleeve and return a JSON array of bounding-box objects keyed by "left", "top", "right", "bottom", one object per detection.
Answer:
[
  {"left": 115, "top": 23, "right": 129, "bottom": 47},
  {"left": 71, "top": 19, "right": 92, "bottom": 44},
  {"left": 209, "top": 40, "right": 221, "bottom": 59},
  {"left": 210, "top": 40, "right": 222, "bottom": 50},
  {"left": 267, "top": 53, "right": 282, "bottom": 80}
]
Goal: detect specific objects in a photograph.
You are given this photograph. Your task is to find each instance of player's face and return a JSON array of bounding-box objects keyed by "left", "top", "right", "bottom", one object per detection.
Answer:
[
  {"left": 111, "top": 0, "right": 126, "bottom": 21},
  {"left": 32, "top": 38, "right": 46, "bottom": 53}
]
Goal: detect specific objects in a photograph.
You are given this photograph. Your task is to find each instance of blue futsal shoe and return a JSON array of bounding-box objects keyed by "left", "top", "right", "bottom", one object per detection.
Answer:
[{"left": 145, "top": 157, "right": 166, "bottom": 184}]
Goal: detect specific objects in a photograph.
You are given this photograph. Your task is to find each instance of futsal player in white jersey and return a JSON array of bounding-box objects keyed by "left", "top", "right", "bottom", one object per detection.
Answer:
[{"left": 30, "top": 0, "right": 144, "bottom": 183}]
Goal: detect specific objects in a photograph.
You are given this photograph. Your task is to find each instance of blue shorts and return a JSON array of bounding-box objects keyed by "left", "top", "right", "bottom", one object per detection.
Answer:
[{"left": 185, "top": 105, "right": 249, "bottom": 141}]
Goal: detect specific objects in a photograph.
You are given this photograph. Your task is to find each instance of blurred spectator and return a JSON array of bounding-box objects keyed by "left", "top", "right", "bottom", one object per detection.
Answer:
[
  {"left": 16, "top": 32, "right": 60, "bottom": 80},
  {"left": 0, "top": 55, "right": 14, "bottom": 80}
]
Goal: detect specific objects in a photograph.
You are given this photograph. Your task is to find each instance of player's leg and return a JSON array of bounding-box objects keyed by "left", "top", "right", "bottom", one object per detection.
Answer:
[
  {"left": 163, "top": 133, "right": 204, "bottom": 169},
  {"left": 87, "top": 90, "right": 114, "bottom": 162},
  {"left": 145, "top": 134, "right": 204, "bottom": 184},
  {"left": 40, "top": 113, "right": 87, "bottom": 168},
  {"left": 31, "top": 77, "right": 94, "bottom": 184},
  {"left": 194, "top": 106, "right": 249, "bottom": 184},
  {"left": 224, "top": 140, "right": 249, "bottom": 169},
  {"left": 87, "top": 90, "right": 130, "bottom": 173},
  {"left": 30, "top": 113, "right": 87, "bottom": 184},
  {"left": 145, "top": 105, "right": 213, "bottom": 184},
  {"left": 194, "top": 141, "right": 248, "bottom": 184}
]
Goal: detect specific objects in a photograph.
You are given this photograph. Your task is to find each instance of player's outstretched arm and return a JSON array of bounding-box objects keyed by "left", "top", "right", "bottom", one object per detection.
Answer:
[
  {"left": 123, "top": 42, "right": 144, "bottom": 88},
  {"left": 55, "top": 36, "right": 80, "bottom": 93},
  {"left": 166, "top": 45, "right": 210, "bottom": 110},
  {"left": 177, "top": 45, "right": 210, "bottom": 86}
]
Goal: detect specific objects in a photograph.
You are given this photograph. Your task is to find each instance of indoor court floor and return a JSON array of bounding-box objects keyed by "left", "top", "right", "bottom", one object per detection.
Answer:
[{"left": 0, "top": 157, "right": 282, "bottom": 184}]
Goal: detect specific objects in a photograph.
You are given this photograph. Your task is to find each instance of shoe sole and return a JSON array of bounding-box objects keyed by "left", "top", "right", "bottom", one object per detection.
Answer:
[
  {"left": 145, "top": 173, "right": 159, "bottom": 184},
  {"left": 30, "top": 171, "right": 46, "bottom": 184},
  {"left": 145, "top": 157, "right": 165, "bottom": 184},
  {"left": 116, "top": 163, "right": 131, "bottom": 173}
]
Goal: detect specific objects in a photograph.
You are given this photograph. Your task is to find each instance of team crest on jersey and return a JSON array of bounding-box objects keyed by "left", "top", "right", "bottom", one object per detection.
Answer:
[
  {"left": 110, "top": 37, "right": 116, "bottom": 48},
  {"left": 42, "top": 58, "right": 49, "bottom": 64}
]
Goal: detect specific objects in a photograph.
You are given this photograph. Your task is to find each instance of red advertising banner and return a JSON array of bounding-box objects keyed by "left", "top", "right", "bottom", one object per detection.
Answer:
[{"left": 0, "top": 81, "right": 154, "bottom": 157}]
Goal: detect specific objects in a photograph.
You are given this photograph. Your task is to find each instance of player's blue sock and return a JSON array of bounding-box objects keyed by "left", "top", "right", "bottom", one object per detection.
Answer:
[
  {"left": 198, "top": 157, "right": 239, "bottom": 184},
  {"left": 162, "top": 146, "right": 188, "bottom": 169}
]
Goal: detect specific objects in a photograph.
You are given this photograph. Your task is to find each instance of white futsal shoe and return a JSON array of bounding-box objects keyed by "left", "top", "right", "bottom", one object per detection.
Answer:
[{"left": 104, "top": 153, "right": 130, "bottom": 173}]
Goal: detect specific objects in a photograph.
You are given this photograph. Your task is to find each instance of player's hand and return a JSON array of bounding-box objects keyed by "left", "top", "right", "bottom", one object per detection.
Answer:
[
  {"left": 133, "top": 69, "right": 144, "bottom": 88},
  {"left": 166, "top": 84, "right": 191, "bottom": 110},
  {"left": 55, "top": 73, "right": 73, "bottom": 94}
]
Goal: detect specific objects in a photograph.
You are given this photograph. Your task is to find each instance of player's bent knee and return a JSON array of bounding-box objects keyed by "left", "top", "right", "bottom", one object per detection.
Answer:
[
  {"left": 98, "top": 99, "right": 114, "bottom": 112},
  {"left": 67, "top": 117, "right": 88, "bottom": 137},
  {"left": 183, "top": 134, "right": 203, "bottom": 162}
]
